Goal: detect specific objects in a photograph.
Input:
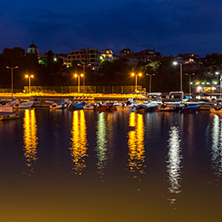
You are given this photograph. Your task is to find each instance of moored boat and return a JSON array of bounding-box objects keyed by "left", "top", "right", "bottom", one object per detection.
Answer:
[
  {"left": 14, "top": 101, "right": 34, "bottom": 109},
  {"left": 142, "top": 101, "right": 159, "bottom": 112},
  {"left": 210, "top": 105, "right": 222, "bottom": 114},
  {"left": 180, "top": 103, "right": 199, "bottom": 113},
  {"left": 50, "top": 99, "right": 69, "bottom": 109},
  {"left": 158, "top": 103, "right": 181, "bottom": 112},
  {"left": 68, "top": 102, "right": 86, "bottom": 110},
  {"left": 83, "top": 103, "right": 96, "bottom": 110},
  {"left": 0, "top": 112, "right": 20, "bottom": 121}
]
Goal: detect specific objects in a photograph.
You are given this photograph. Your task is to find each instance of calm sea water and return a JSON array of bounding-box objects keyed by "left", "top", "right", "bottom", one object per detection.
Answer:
[{"left": 0, "top": 108, "right": 221, "bottom": 222}]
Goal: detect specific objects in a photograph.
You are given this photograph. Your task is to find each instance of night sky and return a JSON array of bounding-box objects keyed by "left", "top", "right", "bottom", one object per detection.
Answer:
[{"left": 0, "top": 0, "right": 221, "bottom": 56}]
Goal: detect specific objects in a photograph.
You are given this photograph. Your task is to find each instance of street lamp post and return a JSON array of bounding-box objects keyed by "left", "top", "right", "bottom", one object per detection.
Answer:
[
  {"left": 6, "top": 66, "right": 18, "bottom": 98},
  {"left": 185, "top": 73, "right": 195, "bottom": 97},
  {"left": 74, "top": 73, "right": 84, "bottom": 93},
  {"left": 131, "top": 71, "right": 142, "bottom": 93},
  {"left": 146, "top": 73, "right": 155, "bottom": 93},
  {"left": 173, "top": 61, "right": 183, "bottom": 102},
  {"left": 25, "top": 74, "right": 34, "bottom": 94}
]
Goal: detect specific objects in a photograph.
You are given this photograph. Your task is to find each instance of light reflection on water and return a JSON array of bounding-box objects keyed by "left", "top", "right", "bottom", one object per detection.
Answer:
[
  {"left": 95, "top": 112, "right": 107, "bottom": 178},
  {"left": 1, "top": 110, "right": 222, "bottom": 221},
  {"left": 127, "top": 112, "right": 146, "bottom": 182},
  {"left": 70, "top": 110, "right": 88, "bottom": 175},
  {"left": 211, "top": 115, "right": 222, "bottom": 178},
  {"left": 23, "top": 109, "right": 38, "bottom": 176},
  {"left": 167, "top": 125, "right": 182, "bottom": 207}
]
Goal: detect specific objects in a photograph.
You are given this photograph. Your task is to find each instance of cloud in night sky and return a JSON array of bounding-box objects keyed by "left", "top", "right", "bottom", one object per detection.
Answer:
[{"left": 0, "top": 0, "right": 222, "bottom": 56}]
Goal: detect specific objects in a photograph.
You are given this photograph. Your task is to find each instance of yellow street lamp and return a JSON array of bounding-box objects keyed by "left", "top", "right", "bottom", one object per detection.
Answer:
[
  {"left": 131, "top": 71, "right": 142, "bottom": 93},
  {"left": 25, "top": 74, "right": 34, "bottom": 94},
  {"left": 6, "top": 66, "right": 18, "bottom": 98},
  {"left": 74, "top": 73, "right": 84, "bottom": 93}
]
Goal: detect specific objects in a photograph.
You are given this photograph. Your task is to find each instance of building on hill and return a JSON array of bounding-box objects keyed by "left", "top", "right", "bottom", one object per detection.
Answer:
[
  {"left": 67, "top": 48, "right": 101, "bottom": 69},
  {"left": 28, "top": 41, "right": 39, "bottom": 55},
  {"left": 101, "top": 49, "right": 115, "bottom": 61},
  {"left": 175, "top": 53, "right": 201, "bottom": 74},
  {"left": 120, "top": 48, "right": 163, "bottom": 66},
  {"left": 176, "top": 53, "right": 200, "bottom": 63},
  {"left": 118, "top": 48, "right": 134, "bottom": 57}
]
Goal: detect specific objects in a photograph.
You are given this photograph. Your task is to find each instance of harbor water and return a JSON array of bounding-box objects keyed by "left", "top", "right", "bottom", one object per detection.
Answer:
[{"left": 0, "top": 108, "right": 222, "bottom": 222}]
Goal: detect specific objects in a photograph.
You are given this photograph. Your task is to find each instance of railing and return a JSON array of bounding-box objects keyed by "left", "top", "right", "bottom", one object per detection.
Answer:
[
  {"left": 0, "top": 88, "right": 23, "bottom": 93},
  {"left": 22, "top": 85, "right": 146, "bottom": 94}
]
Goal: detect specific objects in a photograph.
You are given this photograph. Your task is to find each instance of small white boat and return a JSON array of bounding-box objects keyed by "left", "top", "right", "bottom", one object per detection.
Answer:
[
  {"left": 142, "top": 101, "right": 159, "bottom": 112},
  {"left": 15, "top": 101, "right": 34, "bottom": 109}
]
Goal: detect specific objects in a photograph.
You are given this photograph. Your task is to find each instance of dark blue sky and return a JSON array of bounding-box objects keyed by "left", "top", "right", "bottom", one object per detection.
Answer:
[{"left": 0, "top": 0, "right": 221, "bottom": 57}]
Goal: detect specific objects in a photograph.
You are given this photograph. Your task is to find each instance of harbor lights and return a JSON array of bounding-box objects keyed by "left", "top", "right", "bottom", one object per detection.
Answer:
[
  {"left": 74, "top": 73, "right": 84, "bottom": 93},
  {"left": 131, "top": 71, "right": 142, "bottom": 93},
  {"left": 6, "top": 66, "right": 18, "bottom": 98},
  {"left": 25, "top": 74, "right": 34, "bottom": 94}
]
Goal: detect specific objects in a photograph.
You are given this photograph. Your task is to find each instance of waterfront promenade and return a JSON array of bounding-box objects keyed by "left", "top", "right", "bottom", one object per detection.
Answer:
[{"left": 0, "top": 92, "right": 147, "bottom": 101}]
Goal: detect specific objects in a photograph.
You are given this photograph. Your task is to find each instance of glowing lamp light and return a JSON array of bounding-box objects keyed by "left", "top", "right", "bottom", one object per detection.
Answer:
[
  {"left": 173, "top": 61, "right": 178, "bottom": 65},
  {"left": 197, "top": 86, "right": 202, "bottom": 91},
  {"left": 138, "top": 73, "right": 142, "bottom": 77},
  {"left": 74, "top": 74, "right": 78, "bottom": 78},
  {"left": 80, "top": 74, "right": 84, "bottom": 77},
  {"left": 131, "top": 73, "right": 135, "bottom": 77}
]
